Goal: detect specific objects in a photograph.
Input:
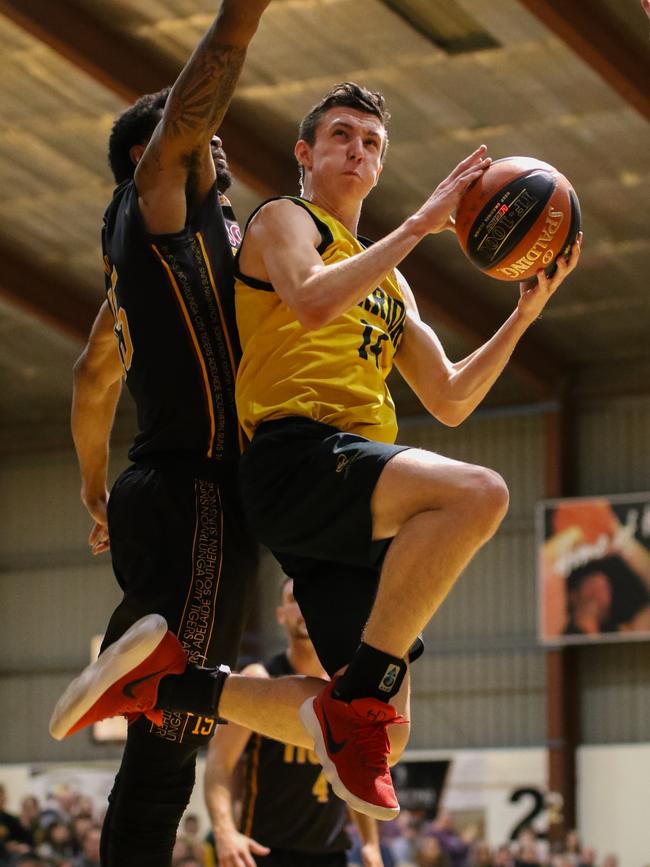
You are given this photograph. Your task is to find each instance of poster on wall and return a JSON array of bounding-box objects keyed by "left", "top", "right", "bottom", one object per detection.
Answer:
[{"left": 537, "top": 493, "right": 650, "bottom": 644}]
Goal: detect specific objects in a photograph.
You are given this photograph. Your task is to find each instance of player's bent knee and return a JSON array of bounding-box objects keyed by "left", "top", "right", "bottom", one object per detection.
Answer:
[
  {"left": 470, "top": 467, "right": 509, "bottom": 531},
  {"left": 483, "top": 468, "right": 509, "bottom": 516}
]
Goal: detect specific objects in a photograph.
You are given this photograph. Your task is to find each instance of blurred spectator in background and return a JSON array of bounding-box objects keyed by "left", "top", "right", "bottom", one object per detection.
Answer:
[
  {"left": 514, "top": 828, "right": 542, "bottom": 867},
  {"left": 0, "top": 782, "right": 626, "bottom": 867},
  {"left": 18, "top": 797, "right": 41, "bottom": 847},
  {"left": 491, "top": 844, "right": 514, "bottom": 867},
  {"left": 179, "top": 813, "right": 201, "bottom": 850},
  {"left": 14, "top": 856, "right": 54, "bottom": 867},
  {"left": 577, "top": 847, "right": 596, "bottom": 867},
  {"left": 39, "top": 790, "right": 74, "bottom": 831},
  {"left": 174, "top": 813, "right": 203, "bottom": 864},
  {"left": 70, "top": 819, "right": 93, "bottom": 858},
  {"left": 170, "top": 837, "right": 194, "bottom": 865},
  {"left": 388, "top": 811, "right": 420, "bottom": 865},
  {"left": 0, "top": 784, "right": 33, "bottom": 862},
  {"left": 36, "top": 820, "right": 75, "bottom": 865},
  {"left": 70, "top": 826, "right": 101, "bottom": 867},
  {"left": 427, "top": 810, "right": 475, "bottom": 867},
  {"left": 564, "top": 830, "right": 580, "bottom": 860},
  {"left": 471, "top": 841, "right": 497, "bottom": 867},
  {"left": 416, "top": 835, "right": 451, "bottom": 867}
]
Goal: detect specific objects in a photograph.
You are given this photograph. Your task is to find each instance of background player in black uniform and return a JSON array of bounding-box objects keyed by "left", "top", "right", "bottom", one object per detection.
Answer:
[
  {"left": 57, "top": 3, "right": 281, "bottom": 866},
  {"left": 205, "top": 579, "right": 383, "bottom": 867}
]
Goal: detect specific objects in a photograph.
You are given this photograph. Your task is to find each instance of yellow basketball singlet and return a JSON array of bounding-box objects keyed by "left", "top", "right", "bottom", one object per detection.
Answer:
[{"left": 235, "top": 197, "right": 406, "bottom": 444}]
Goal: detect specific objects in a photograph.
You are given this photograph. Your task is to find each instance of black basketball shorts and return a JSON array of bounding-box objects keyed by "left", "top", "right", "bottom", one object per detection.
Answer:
[
  {"left": 239, "top": 417, "right": 422, "bottom": 676},
  {"left": 239, "top": 417, "right": 409, "bottom": 568},
  {"left": 253, "top": 850, "right": 347, "bottom": 867},
  {"left": 104, "top": 459, "right": 258, "bottom": 745}
]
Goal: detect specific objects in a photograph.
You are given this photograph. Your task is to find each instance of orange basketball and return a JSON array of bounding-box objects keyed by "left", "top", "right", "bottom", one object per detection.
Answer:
[{"left": 455, "top": 156, "right": 581, "bottom": 282}]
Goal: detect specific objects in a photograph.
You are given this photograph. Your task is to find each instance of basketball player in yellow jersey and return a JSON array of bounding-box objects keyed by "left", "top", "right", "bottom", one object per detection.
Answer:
[{"left": 234, "top": 83, "right": 582, "bottom": 821}]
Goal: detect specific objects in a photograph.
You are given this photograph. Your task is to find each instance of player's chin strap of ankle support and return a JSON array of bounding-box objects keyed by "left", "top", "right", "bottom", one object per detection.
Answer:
[{"left": 156, "top": 663, "right": 231, "bottom": 723}]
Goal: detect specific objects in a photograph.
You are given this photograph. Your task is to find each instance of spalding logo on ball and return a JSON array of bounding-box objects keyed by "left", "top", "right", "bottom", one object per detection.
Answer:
[{"left": 455, "top": 157, "right": 581, "bottom": 282}]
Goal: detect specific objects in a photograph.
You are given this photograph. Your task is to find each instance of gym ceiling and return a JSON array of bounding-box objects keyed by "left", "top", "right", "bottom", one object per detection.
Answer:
[{"left": 0, "top": 0, "right": 648, "bottom": 450}]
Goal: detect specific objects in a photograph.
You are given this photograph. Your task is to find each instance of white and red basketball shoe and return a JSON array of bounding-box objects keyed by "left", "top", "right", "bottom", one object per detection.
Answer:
[
  {"left": 49, "top": 614, "right": 186, "bottom": 740},
  {"left": 300, "top": 677, "right": 406, "bottom": 820}
]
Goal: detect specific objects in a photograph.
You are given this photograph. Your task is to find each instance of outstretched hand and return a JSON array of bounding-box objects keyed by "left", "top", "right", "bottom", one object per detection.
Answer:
[
  {"left": 216, "top": 830, "right": 271, "bottom": 867},
  {"left": 415, "top": 145, "right": 491, "bottom": 235},
  {"left": 517, "top": 231, "right": 583, "bottom": 323},
  {"left": 643, "top": 0, "right": 650, "bottom": 20}
]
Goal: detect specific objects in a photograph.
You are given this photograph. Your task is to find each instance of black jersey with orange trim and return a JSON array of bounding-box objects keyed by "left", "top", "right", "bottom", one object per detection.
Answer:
[
  {"left": 239, "top": 653, "right": 349, "bottom": 854},
  {"left": 102, "top": 180, "right": 244, "bottom": 466}
]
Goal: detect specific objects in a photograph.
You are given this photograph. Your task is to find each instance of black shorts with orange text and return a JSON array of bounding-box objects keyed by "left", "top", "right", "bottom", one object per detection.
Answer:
[{"left": 103, "top": 458, "right": 258, "bottom": 746}]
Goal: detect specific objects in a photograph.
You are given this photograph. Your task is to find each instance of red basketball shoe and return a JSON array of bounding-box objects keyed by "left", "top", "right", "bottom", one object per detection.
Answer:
[
  {"left": 49, "top": 614, "right": 186, "bottom": 740},
  {"left": 299, "top": 678, "right": 406, "bottom": 820}
]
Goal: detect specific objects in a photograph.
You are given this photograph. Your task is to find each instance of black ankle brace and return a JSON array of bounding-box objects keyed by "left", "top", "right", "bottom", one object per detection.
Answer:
[
  {"left": 332, "top": 643, "right": 407, "bottom": 703},
  {"left": 156, "top": 664, "right": 230, "bottom": 722}
]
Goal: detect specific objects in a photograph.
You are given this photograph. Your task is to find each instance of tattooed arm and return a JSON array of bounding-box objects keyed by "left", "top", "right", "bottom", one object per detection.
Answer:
[{"left": 135, "top": 0, "right": 271, "bottom": 234}]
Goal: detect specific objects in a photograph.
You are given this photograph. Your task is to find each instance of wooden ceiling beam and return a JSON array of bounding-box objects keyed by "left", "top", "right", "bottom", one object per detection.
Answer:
[
  {"left": 0, "top": 0, "right": 167, "bottom": 103},
  {"left": 0, "top": 0, "right": 566, "bottom": 396},
  {"left": 0, "top": 239, "right": 98, "bottom": 343},
  {"left": 519, "top": 0, "right": 650, "bottom": 122},
  {"left": 0, "top": 0, "right": 289, "bottom": 196}
]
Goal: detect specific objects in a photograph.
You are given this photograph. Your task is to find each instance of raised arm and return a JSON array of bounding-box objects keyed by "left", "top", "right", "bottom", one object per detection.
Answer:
[
  {"left": 135, "top": 0, "right": 271, "bottom": 234},
  {"left": 204, "top": 663, "right": 271, "bottom": 867},
  {"left": 239, "top": 147, "right": 491, "bottom": 330},
  {"left": 395, "top": 234, "right": 582, "bottom": 426},
  {"left": 71, "top": 301, "right": 124, "bottom": 555}
]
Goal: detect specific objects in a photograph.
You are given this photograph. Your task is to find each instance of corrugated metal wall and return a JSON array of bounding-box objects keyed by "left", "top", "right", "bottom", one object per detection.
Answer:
[
  {"left": 0, "top": 449, "right": 125, "bottom": 762},
  {"left": 402, "top": 397, "right": 650, "bottom": 748},
  {"left": 398, "top": 411, "right": 548, "bottom": 748},
  {"left": 575, "top": 395, "right": 650, "bottom": 744},
  {"left": 1, "top": 396, "right": 649, "bottom": 760}
]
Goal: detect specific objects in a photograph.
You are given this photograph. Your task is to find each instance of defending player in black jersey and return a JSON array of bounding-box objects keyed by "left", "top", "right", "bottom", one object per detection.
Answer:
[
  {"left": 46, "top": 3, "right": 344, "bottom": 865},
  {"left": 205, "top": 579, "right": 383, "bottom": 867}
]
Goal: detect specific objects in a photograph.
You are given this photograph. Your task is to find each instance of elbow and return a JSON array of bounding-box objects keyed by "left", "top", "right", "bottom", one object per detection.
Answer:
[
  {"left": 299, "top": 314, "right": 329, "bottom": 331},
  {"left": 293, "top": 302, "right": 336, "bottom": 331},
  {"left": 438, "top": 410, "right": 466, "bottom": 428},
  {"left": 427, "top": 398, "right": 469, "bottom": 428},
  {"left": 72, "top": 353, "right": 91, "bottom": 385},
  {"left": 73, "top": 355, "right": 103, "bottom": 393},
  {"left": 72, "top": 352, "right": 119, "bottom": 397}
]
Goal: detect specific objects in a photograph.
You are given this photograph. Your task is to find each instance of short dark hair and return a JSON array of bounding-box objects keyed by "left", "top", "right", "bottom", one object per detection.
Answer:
[
  {"left": 107, "top": 87, "right": 170, "bottom": 184},
  {"left": 565, "top": 553, "right": 650, "bottom": 631},
  {"left": 566, "top": 555, "right": 626, "bottom": 593},
  {"left": 297, "top": 81, "right": 390, "bottom": 183}
]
